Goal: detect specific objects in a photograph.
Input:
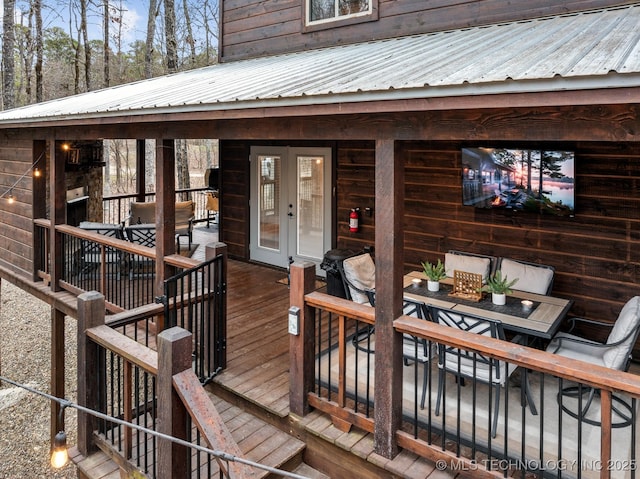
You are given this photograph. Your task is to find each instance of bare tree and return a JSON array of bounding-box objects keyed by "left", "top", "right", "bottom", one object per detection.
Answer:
[
  {"left": 145, "top": 0, "right": 159, "bottom": 79},
  {"left": 103, "top": 0, "right": 110, "bottom": 87},
  {"left": 182, "top": 0, "right": 196, "bottom": 67},
  {"left": 34, "top": 0, "right": 43, "bottom": 102},
  {"left": 164, "top": 0, "right": 177, "bottom": 73},
  {"left": 79, "top": 0, "right": 91, "bottom": 90},
  {"left": 2, "top": 0, "right": 16, "bottom": 109}
]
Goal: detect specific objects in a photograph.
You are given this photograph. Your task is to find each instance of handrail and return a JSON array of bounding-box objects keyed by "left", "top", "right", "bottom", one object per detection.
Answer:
[
  {"left": 395, "top": 314, "right": 640, "bottom": 395},
  {"left": 304, "top": 290, "right": 375, "bottom": 324},
  {"left": 172, "top": 369, "right": 249, "bottom": 478},
  {"left": 86, "top": 324, "right": 158, "bottom": 374}
]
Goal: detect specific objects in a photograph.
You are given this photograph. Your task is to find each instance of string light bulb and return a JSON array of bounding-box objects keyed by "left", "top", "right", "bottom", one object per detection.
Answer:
[
  {"left": 7, "top": 194, "right": 15, "bottom": 204},
  {"left": 50, "top": 431, "right": 68, "bottom": 468},
  {"left": 33, "top": 167, "right": 41, "bottom": 178}
]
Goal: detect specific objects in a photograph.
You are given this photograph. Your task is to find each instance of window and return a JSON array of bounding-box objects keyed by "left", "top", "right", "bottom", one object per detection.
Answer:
[{"left": 306, "top": 0, "right": 373, "bottom": 25}]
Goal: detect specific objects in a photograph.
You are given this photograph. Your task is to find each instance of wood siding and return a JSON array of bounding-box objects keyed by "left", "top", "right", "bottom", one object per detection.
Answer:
[
  {"left": 221, "top": 138, "right": 640, "bottom": 343},
  {"left": 0, "top": 139, "right": 35, "bottom": 277},
  {"left": 220, "top": 0, "right": 637, "bottom": 61}
]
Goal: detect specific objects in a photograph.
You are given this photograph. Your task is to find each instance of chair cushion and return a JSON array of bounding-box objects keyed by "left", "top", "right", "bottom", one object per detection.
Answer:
[
  {"left": 343, "top": 253, "right": 375, "bottom": 304},
  {"left": 603, "top": 296, "right": 640, "bottom": 369},
  {"left": 499, "top": 258, "right": 554, "bottom": 295},
  {"left": 546, "top": 332, "right": 608, "bottom": 367},
  {"left": 444, "top": 253, "right": 491, "bottom": 281}
]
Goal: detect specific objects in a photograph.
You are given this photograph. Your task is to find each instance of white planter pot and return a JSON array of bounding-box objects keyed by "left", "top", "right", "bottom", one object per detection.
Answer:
[
  {"left": 427, "top": 280, "right": 440, "bottom": 292},
  {"left": 492, "top": 293, "right": 506, "bottom": 305}
]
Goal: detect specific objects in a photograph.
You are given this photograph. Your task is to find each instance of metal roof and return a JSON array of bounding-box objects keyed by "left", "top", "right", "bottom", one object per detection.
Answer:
[{"left": 1, "top": 3, "right": 640, "bottom": 125}]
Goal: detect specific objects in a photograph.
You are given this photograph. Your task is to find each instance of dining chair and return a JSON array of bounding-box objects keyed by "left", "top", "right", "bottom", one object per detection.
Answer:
[
  {"left": 77, "top": 221, "right": 125, "bottom": 279},
  {"left": 124, "top": 224, "right": 156, "bottom": 278},
  {"left": 175, "top": 200, "right": 195, "bottom": 252},
  {"left": 339, "top": 253, "right": 432, "bottom": 407},
  {"left": 546, "top": 296, "right": 640, "bottom": 427},
  {"left": 497, "top": 257, "right": 555, "bottom": 295},
  {"left": 430, "top": 305, "right": 532, "bottom": 437},
  {"left": 444, "top": 250, "right": 497, "bottom": 283}
]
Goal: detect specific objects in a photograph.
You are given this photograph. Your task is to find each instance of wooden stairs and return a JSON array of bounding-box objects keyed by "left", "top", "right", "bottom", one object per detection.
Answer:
[{"left": 71, "top": 392, "right": 329, "bottom": 479}]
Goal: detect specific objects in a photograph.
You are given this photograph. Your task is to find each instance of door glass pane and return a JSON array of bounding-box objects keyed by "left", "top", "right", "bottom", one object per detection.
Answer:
[
  {"left": 258, "top": 155, "right": 280, "bottom": 250},
  {"left": 297, "top": 155, "right": 324, "bottom": 259}
]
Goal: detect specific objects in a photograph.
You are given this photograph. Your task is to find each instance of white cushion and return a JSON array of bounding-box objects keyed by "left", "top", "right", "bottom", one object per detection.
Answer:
[
  {"left": 444, "top": 252, "right": 491, "bottom": 281},
  {"left": 546, "top": 332, "right": 608, "bottom": 367},
  {"left": 343, "top": 254, "right": 376, "bottom": 304},
  {"left": 499, "top": 258, "right": 554, "bottom": 295},
  {"left": 603, "top": 296, "right": 640, "bottom": 369}
]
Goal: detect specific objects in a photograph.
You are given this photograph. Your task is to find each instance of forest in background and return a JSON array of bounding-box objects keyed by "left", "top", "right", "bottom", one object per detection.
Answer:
[{"left": 1, "top": 0, "right": 220, "bottom": 195}]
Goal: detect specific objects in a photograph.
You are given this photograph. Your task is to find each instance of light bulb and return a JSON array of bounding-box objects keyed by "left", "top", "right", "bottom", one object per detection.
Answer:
[
  {"left": 33, "top": 168, "right": 41, "bottom": 178},
  {"left": 7, "top": 194, "right": 15, "bottom": 204},
  {"left": 50, "top": 431, "right": 68, "bottom": 468}
]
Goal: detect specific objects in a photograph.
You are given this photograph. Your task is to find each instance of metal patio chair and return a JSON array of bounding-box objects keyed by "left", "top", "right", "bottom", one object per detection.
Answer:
[{"left": 546, "top": 296, "right": 640, "bottom": 427}]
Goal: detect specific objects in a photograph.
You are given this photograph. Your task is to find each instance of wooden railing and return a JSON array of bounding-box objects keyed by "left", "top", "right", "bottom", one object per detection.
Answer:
[
  {"left": 77, "top": 292, "right": 249, "bottom": 478},
  {"left": 290, "top": 262, "right": 640, "bottom": 479}
]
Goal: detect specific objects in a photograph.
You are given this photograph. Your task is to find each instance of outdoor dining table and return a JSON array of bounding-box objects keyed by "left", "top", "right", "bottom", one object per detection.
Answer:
[
  {"left": 403, "top": 271, "right": 574, "bottom": 341},
  {"left": 402, "top": 271, "right": 574, "bottom": 417}
]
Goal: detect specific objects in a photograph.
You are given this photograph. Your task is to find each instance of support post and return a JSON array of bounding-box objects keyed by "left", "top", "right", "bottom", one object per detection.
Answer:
[
  {"left": 77, "top": 291, "right": 106, "bottom": 456},
  {"left": 155, "top": 138, "right": 177, "bottom": 329},
  {"left": 373, "top": 138, "right": 404, "bottom": 458},
  {"left": 157, "top": 327, "right": 192, "bottom": 479},
  {"left": 135, "top": 139, "right": 146, "bottom": 203},
  {"left": 289, "top": 261, "right": 317, "bottom": 416},
  {"left": 50, "top": 139, "right": 66, "bottom": 292},
  {"left": 50, "top": 308, "right": 66, "bottom": 445},
  {"left": 32, "top": 140, "right": 47, "bottom": 282},
  {"left": 205, "top": 242, "right": 228, "bottom": 370}
]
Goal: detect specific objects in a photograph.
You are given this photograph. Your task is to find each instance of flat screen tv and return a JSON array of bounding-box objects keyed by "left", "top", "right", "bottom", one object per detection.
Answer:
[{"left": 462, "top": 147, "right": 575, "bottom": 217}]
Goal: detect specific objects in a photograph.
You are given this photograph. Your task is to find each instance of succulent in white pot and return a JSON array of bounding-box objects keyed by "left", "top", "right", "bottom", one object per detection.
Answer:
[
  {"left": 421, "top": 259, "right": 446, "bottom": 292},
  {"left": 480, "top": 271, "right": 518, "bottom": 305}
]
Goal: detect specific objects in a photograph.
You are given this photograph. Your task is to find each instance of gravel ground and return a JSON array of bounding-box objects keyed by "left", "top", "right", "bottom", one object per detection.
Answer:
[{"left": 0, "top": 280, "right": 78, "bottom": 479}]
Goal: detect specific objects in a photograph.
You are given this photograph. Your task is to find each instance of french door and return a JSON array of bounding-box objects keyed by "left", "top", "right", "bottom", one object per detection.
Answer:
[{"left": 249, "top": 146, "right": 332, "bottom": 274}]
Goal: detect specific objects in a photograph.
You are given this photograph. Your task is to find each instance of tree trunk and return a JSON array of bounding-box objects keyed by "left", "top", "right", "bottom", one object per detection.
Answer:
[
  {"left": 34, "top": 0, "right": 43, "bottom": 102},
  {"left": 164, "top": 0, "right": 178, "bottom": 73},
  {"left": 182, "top": 0, "right": 196, "bottom": 68},
  {"left": 80, "top": 0, "right": 91, "bottom": 91},
  {"left": 103, "top": 0, "right": 110, "bottom": 88},
  {"left": 176, "top": 140, "right": 190, "bottom": 192},
  {"left": 2, "top": 0, "right": 16, "bottom": 109},
  {"left": 145, "top": 0, "right": 158, "bottom": 79}
]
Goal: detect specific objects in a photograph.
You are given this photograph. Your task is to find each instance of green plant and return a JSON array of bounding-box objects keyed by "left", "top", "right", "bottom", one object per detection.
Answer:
[
  {"left": 421, "top": 259, "right": 446, "bottom": 282},
  {"left": 480, "top": 270, "right": 518, "bottom": 295}
]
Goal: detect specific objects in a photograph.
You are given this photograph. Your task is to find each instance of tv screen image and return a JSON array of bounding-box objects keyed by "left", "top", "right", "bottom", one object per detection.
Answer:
[{"left": 461, "top": 148, "right": 575, "bottom": 217}]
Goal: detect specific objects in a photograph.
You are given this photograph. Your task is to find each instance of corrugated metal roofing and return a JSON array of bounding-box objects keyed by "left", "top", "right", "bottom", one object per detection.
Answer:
[{"left": 1, "top": 3, "right": 640, "bottom": 124}]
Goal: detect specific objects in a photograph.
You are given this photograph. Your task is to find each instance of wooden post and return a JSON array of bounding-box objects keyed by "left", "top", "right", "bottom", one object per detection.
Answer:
[
  {"left": 135, "top": 140, "right": 146, "bottom": 203},
  {"left": 32, "top": 140, "right": 47, "bottom": 282},
  {"left": 155, "top": 138, "right": 177, "bottom": 330},
  {"left": 77, "top": 291, "right": 106, "bottom": 456},
  {"left": 50, "top": 308, "right": 66, "bottom": 445},
  {"left": 289, "top": 261, "right": 317, "bottom": 416},
  {"left": 205, "top": 242, "right": 228, "bottom": 370},
  {"left": 157, "top": 327, "right": 192, "bottom": 479},
  {"left": 50, "top": 139, "right": 66, "bottom": 292},
  {"left": 373, "top": 138, "right": 404, "bottom": 458}
]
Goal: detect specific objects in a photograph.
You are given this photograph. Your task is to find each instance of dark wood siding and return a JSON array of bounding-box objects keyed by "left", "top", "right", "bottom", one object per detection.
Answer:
[
  {"left": 0, "top": 139, "right": 35, "bottom": 276},
  {"left": 222, "top": 137, "right": 640, "bottom": 342},
  {"left": 220, "top": 0, "right": 637, "bottom": 61},
  {"left": 219, "top": 142, "right": 251, "bottom": 259}
]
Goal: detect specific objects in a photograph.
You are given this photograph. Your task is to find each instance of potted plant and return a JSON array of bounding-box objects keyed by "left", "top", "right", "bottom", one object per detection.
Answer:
[
  {"left": 421, "top": 259, "right": 446, "bottom": 292},
  {"left": 480, "top": 270, "right": 518, "bottom": 305}
]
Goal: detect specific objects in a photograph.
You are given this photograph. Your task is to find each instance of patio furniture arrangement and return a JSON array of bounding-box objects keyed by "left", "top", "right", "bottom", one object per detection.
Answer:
[{"left": 546, "top": 295, "right": 640, "bottom": 427}]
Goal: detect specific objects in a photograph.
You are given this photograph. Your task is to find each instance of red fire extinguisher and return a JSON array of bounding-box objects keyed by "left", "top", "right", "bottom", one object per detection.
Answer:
[{"left": 349, "top": 208, "right": 359, "bottom": 233}]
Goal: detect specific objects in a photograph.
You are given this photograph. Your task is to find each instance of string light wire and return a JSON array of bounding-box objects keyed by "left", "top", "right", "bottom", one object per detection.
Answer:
[
  {"left": 0, "top": 151, "right": 45, "bottom": 201},
  {"left": 0, "top": 374, "right": 310, "bottom": 479}
]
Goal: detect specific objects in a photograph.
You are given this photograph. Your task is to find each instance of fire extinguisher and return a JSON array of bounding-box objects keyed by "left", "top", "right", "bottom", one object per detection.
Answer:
[{"left": 349, "top": 208, "right": 359, "bottom": 233}]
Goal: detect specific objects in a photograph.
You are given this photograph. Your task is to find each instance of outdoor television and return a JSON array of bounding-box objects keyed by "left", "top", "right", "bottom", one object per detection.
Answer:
[{"left": 461, "top": 147, "right": 575, "bottom": 217}]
